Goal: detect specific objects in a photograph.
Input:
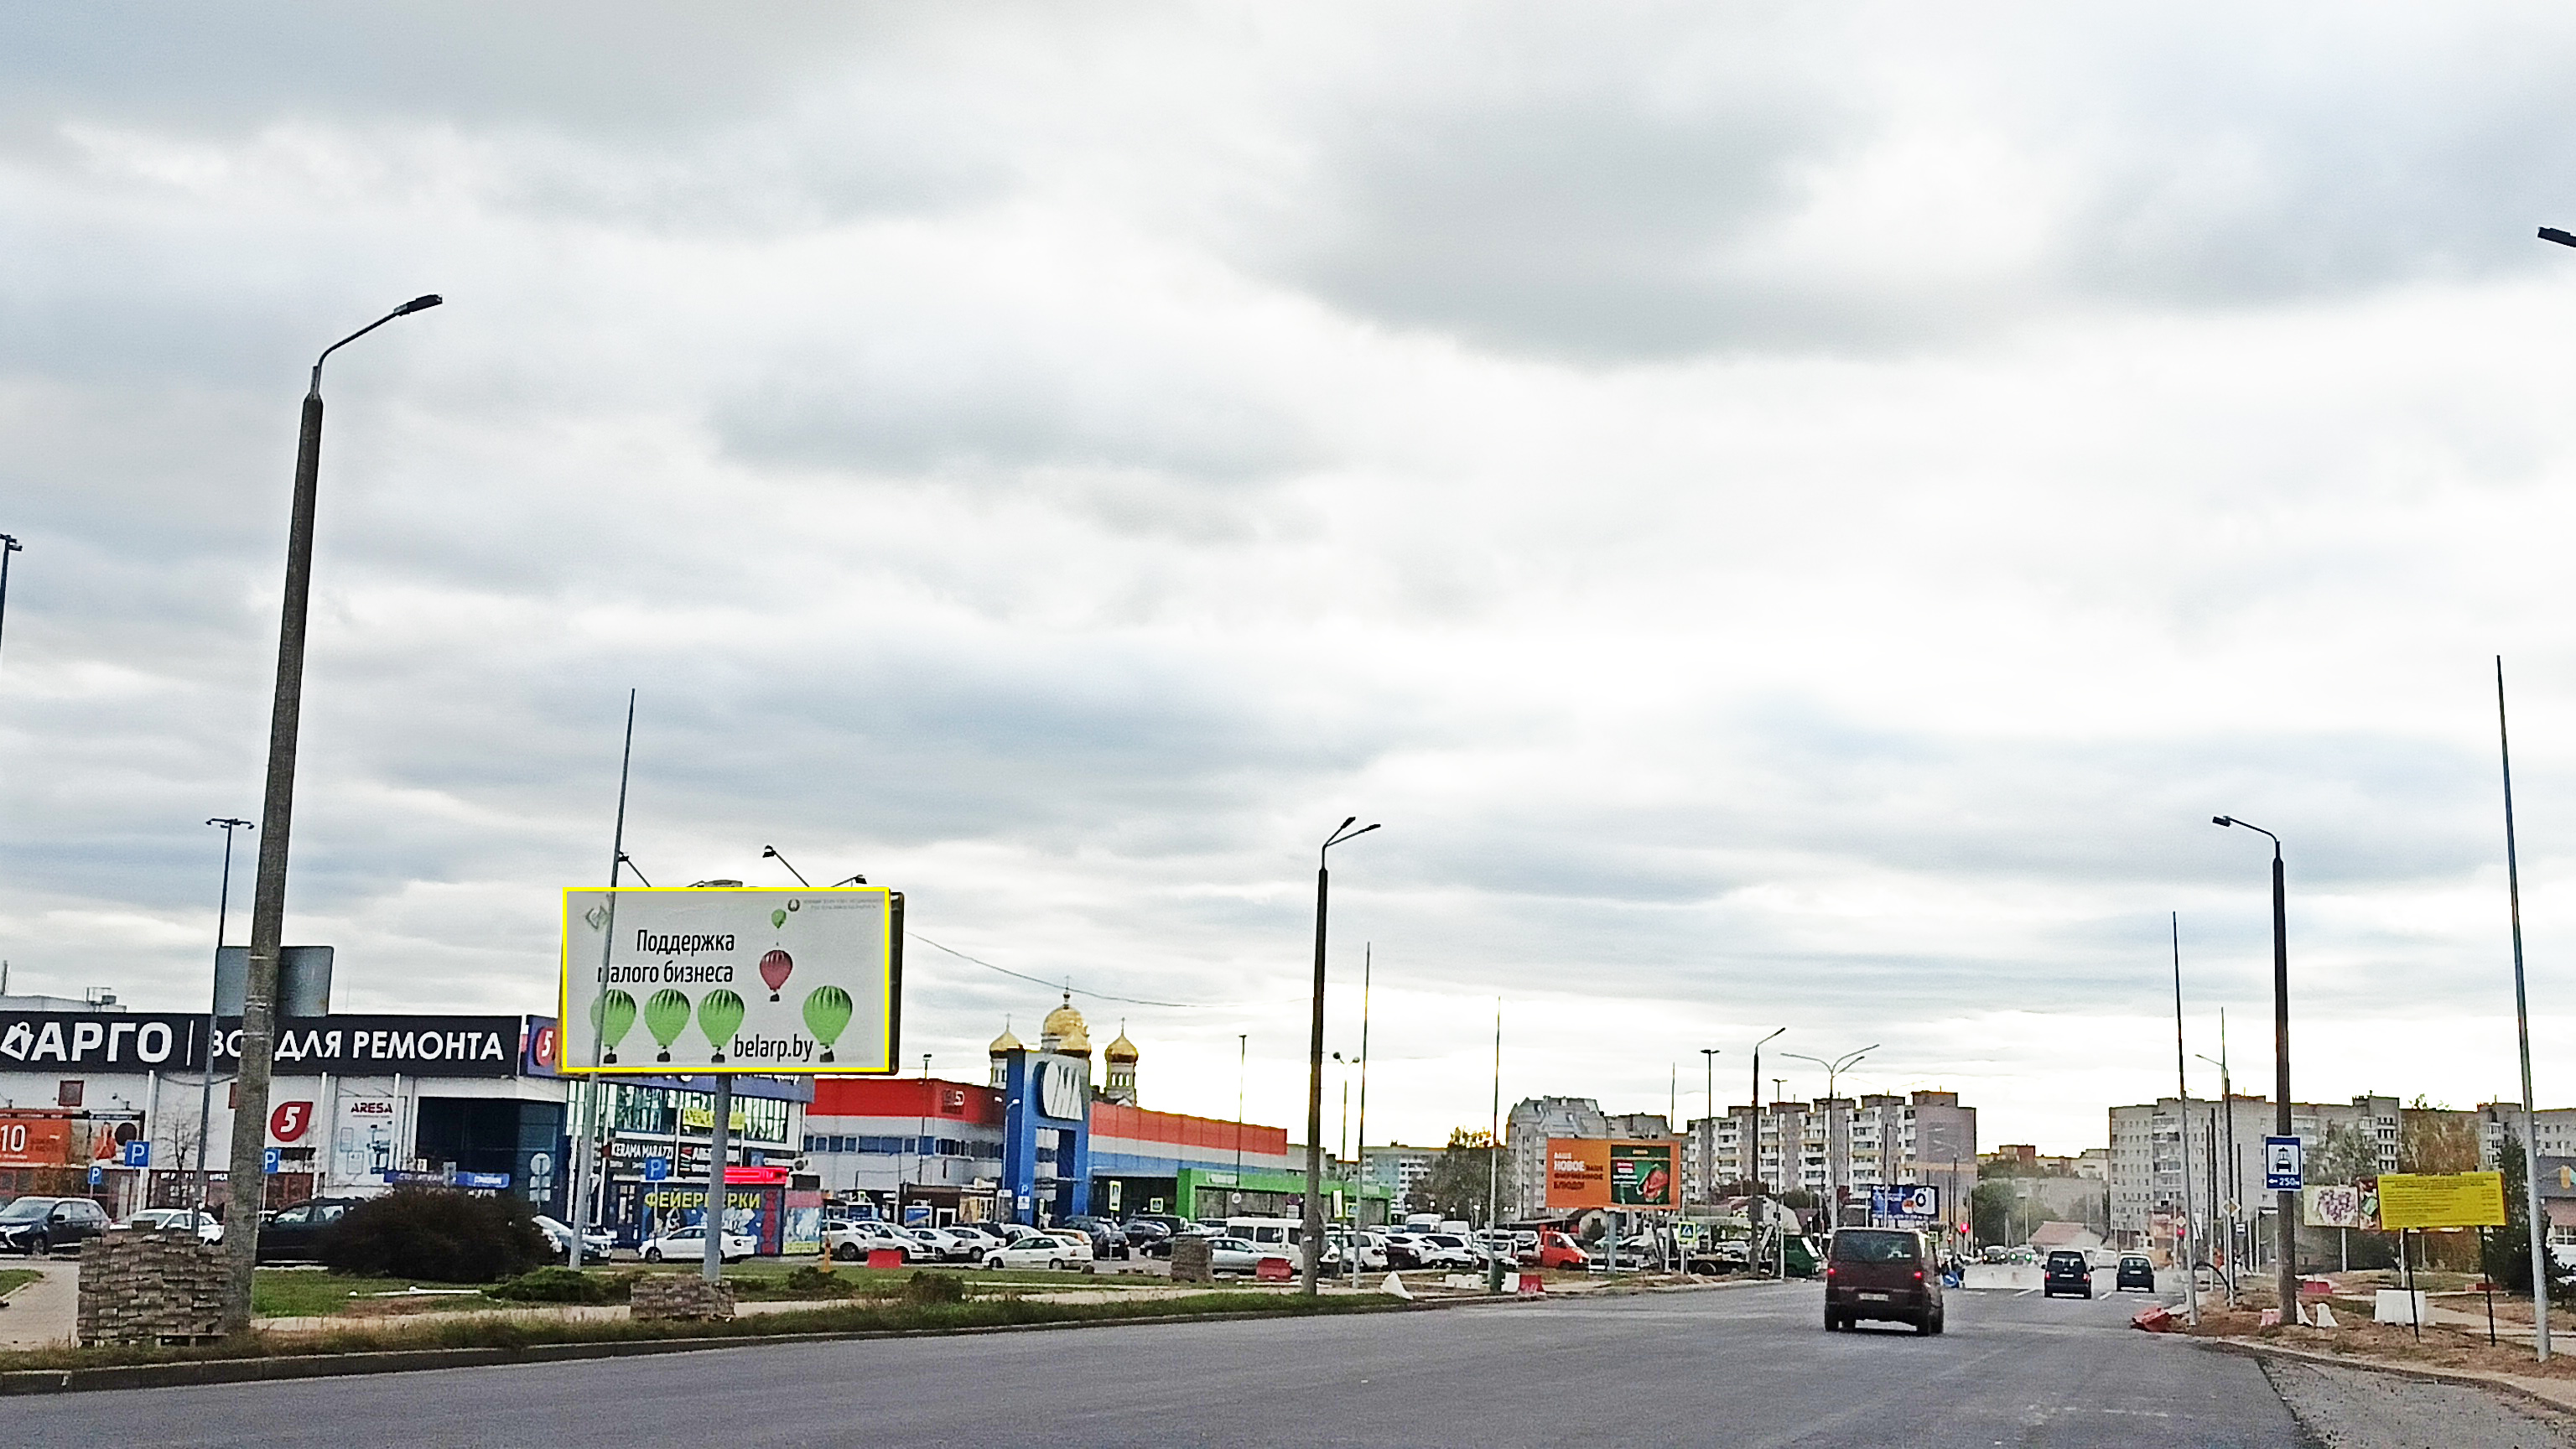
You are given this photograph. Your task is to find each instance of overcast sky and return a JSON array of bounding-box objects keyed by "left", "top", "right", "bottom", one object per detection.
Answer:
[{"left": 7, "top": 3, "right": 2576, "bottom": 1155}]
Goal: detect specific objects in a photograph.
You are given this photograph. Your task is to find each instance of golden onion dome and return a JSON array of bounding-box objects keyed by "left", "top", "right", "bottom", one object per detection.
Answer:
[
  {"left": 1041, "top": 994, "right": 1088, "bottom": 1043},
  {"left": 988, "top": 1022, "right": 1023, "bottom": 1056},
  {"left": 1104, "top": 1028, "right": 1139, "bottom": 1063}
]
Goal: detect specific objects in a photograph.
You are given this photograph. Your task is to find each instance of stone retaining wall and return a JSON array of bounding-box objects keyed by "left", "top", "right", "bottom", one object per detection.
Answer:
[{"left": 629, "top": 1275, "right": 737, "bottom": 1321}]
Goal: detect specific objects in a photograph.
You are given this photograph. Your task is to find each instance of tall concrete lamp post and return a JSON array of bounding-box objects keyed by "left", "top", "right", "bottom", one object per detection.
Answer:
[
  {"left": 2212, "top": 814, "right": 2296, "bottom": 1326},
  {"left": 220, "top": 294, "right": 442, "bottom": 1332},
  {"left": 1303, "top": 817, "right": 1379, "bottom": 1296}
]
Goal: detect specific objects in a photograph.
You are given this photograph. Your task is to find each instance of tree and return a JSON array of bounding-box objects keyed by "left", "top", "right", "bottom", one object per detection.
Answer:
[
  {"left": 2479, "top": 1128, "right": 2574, "bottom": 1296},
  {"left": 2309, "top": 1124, "right": 2378, "bottom": 1187},
  {"left": 2398, "top": 1099, "right": 2480, "bottom": 1176},
  {"left": 1415, "top": 1128, "right": 1498, "bottom": 1223}
]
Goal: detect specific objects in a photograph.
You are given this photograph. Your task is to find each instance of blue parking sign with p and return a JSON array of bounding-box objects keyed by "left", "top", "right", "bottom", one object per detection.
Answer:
[
  {"left": 644, "top": 1157, "right": 670, "bottom": 1182},
  {"left": 122, "top": 1140, "right": 151, "bottom": 1168},
  {"left": 262, "top": 1147, "right": 282, "bottom": 1176},
  {"left": 87, "top": 1164, "right": 102, "bottom": 1187}
]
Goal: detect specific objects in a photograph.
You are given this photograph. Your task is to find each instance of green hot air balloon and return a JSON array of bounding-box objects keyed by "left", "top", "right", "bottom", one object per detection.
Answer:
[
  {"left": 802, "top": 984, "right": 854, "bottom": 1062},
  {"left": 771, "top": 908, "right": 788, "bottom": 930},
  {"left": 591, "top": 989, "right": 637, "bottom": 1064},
  {"left": 698, "top": 989, "right": 746, "bottom": 1062},
  {"left": 644, "top": 989, "right": 693, "bottom": 1062}
]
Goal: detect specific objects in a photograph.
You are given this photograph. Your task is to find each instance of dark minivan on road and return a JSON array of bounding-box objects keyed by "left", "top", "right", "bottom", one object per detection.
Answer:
[
  {"left": 2042, "top": 1249, "right": 2093, "bottom": 1299},
  {"left": 1824, "top": 1228, "right": 1944, "bottom": 1335}
]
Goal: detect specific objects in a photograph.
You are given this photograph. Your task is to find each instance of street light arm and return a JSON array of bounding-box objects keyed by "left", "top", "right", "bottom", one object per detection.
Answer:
[
  {"left": 309, "top": 294, "right": 443, "bottom": 395},
  {"left": 2542, "top": 226, "right": 2576, "bottom": 248},
  {"left": 2211, "top": 815, "right": 2281, "bottom": 857}
]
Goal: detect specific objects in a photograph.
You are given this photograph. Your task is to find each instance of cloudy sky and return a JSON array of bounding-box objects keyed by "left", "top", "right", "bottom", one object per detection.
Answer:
[{"left": 7, "top": 3, "right": 2576, "bottom": 1155}]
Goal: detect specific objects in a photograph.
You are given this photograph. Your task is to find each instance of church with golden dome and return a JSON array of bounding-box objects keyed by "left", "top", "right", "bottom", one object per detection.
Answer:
[{"left": 989, "top": 993, "right": 1141, "bottom": 1106}]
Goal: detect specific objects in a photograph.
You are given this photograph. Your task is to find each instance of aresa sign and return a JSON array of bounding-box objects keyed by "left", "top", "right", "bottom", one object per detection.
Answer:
[{"left": 558, "top": 887, "right": 903, "bottom": 1076}]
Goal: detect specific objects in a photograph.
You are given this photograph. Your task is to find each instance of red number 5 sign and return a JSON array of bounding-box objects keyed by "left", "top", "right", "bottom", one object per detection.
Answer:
[{"left": 268, "top": 1101, "right": 314, "bottom": 1144}]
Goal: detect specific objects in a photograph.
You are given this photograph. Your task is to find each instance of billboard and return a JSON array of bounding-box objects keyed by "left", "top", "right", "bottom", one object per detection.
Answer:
[
  {"left": 1545, "top": 1139, "right": 1679, "bottom": 1210},
  {"left": 1867, "top": 1184, "right": 1942, "bottom": 1224},
  {"left": 0, "top": 1117, "right": 71, "bottom": 1167},
  {"left": 2303, "top": 1181, "right": 2378, "bottom": 1230},
  {"left": 559, "top": 887, "right": 901, "bottom": 1075},
  {"left": 2377, "top": 1171, "right": 2507, "bottom": 1231}
]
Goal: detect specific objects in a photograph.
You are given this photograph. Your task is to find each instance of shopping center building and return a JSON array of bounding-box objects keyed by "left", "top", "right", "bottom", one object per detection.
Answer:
[{"left": 801, "top": 994, "right": 1385, "bottom": 1227}]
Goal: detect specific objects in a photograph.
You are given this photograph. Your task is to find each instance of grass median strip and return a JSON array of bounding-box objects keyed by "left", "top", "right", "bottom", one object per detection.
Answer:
[{"left": 2, "top": 1287, "right": 1407, "bottom": 1377}]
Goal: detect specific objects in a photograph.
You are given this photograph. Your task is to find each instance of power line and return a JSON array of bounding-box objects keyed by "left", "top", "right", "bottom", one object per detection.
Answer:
[{"left": 907, "top": 931, "right": 1212, "bottom": 1010}]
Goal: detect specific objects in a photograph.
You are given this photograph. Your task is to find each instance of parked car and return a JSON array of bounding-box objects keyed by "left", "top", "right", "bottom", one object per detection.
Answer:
[
  {"left": 642, "top": 1223, "right": 756, "bottom": 1264},
  {"left": 118, "top": 1208, "right": 222, "bottom": 1244},
  {"left": 2114, "top": 1254, "right": 2157, "bottom": 1292},
  {"left": 823, "top": 1219, "right": 916, "bottom": 1262},
  {"left": 1062, "top": 1215, "right": 1131, "bottom": 1260},
  {"left": 532, "top": 1214, "right": 615, "bottom": 1261},
  {"left": 1322, "top": 1229, "right": 1389, "bottom": 1271},
  {"left": 944, "top": 1223, "right": 1006, "bottom": 1254},
  {"left": 0, "top": 1196, "right": 111, "bottom": 1255},
  {"left": 903, "top": 1226, "right": 975, "bottom": 1263},
  {"left": 1824, "top": 1227, "right": 1944, "bottom": 1334},
  {"left": 1120, "top": 1218, "right": 1175, "bottom": 1253},
  {"left": 983, "top": 1232, "right": 1094, "bottom": 1271},
  {"left": 1381, "top": 1232, "right": 1437, "bottom": 1269},
  {"left": 2042, "top": 1249, "right": 2094, "bottom": 1299},
  {"left": 254, "top": 1197, "right": 368, "bottom": 1264},
  {"left": 1203, "top": 1235, "right": 1269, "bottom": 1275},
  {"left": 1410, "top": 1233, "right": 1478, "bottom": 1270}
]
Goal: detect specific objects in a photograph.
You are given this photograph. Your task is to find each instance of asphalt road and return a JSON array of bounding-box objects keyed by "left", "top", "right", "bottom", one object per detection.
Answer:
[{"left": 22, "top": 1275, "right": 2304, "bottom": 1448}]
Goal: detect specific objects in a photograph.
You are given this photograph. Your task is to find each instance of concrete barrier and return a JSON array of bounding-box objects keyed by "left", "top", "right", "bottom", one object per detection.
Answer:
[{"left": 1959, "top": 1265, "right": 2043, "bottom": 1291}]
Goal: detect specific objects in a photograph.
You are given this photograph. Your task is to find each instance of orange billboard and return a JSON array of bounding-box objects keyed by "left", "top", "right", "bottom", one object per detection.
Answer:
[
  {"left": 1545, "top": 1138, "right": 1679, "bottom": 1210},
  {"left": 0, "top": 1117, "right": 72, "bottom": 1167}
]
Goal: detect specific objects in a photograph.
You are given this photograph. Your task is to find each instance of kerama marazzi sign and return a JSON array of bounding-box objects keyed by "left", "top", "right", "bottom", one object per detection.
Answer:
[
  {"left": 558, "top": 886, "right": 902, "bottom": 1075},
  {"left": 1545, "top": 1139, "right": 1680, "bottom": 1211}
]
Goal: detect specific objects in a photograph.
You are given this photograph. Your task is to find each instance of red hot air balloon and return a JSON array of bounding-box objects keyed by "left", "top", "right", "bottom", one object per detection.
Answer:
[{"left": 759, "top": 949, "right": 794, "bottom": 1000}]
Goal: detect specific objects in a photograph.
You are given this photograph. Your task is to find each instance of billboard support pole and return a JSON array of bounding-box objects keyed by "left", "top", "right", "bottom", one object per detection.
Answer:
[
  {"left": 702, "top": 1074, "right": 732, "bottom": 1283},
  {"left": 2172, "top": 911, "right": 2199, "bottom": 1327},
  {"left": 566, "top": 689, "right": 636, "bottom": 1271}
]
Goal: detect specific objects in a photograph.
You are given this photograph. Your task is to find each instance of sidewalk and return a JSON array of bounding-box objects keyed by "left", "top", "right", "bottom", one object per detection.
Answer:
[{"left": 0, "top": 1263, "right": 79, "bottom": 1351}]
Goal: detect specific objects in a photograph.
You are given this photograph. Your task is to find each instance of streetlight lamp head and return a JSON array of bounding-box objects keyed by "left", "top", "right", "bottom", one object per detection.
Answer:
[
  {"left": 2212, "top": 816, "right": 2233, "bottom": 828},
  {"left": 2542, "top": 227, "right": 2576, "bottom": 248},
  {"left": 761, "top": 845, "right": 779, "bottom": 859},
  {"left": 1338, "top": 816, "right": 1357, "bottom": 832},
  {"left": 395, "top": 293, "right": 444, "bottom": 314}
]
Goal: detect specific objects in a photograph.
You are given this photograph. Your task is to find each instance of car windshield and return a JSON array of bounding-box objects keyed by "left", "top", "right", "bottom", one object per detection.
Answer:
[
  {"left": 0, "top": 1199, "right": 55, "bottom": 1223},
  {"left": 1831, "top": 1231, "right": 1919, "bottom": 1264}
]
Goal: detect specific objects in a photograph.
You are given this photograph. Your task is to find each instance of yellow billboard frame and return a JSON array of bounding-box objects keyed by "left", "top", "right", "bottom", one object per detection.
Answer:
[
  {"left": 2376, "top": 1171, "right": 2506, "bottom": 1231},
  {"left": 556, "top": 885, "right": 902, "bottom": 1076}
]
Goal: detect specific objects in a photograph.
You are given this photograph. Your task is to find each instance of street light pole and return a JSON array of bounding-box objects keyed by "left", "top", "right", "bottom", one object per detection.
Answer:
[
  {"left": 1700, "top": 1048, "right": 1720, "bottom": 1201},
  {"left": 2197, "top": 1041, "right": 2236, "bottom": 1308},
  {"left": 197, "top": 818, "right": 253, "bottom": 1215},
  {"left": 2171, "top": 911, "right": 2200, "bottom": 1327},
  {"left": 219, "top": 293, "right": 441, "bottom": 1333},
  {"left": 2214, "top": 814, "right": 2296, "bottom": 1324},
  {"left": 1784, "top": 1046, "right": 1875, "bottom": 1226},
  {"left": 1304, "top": 817, "right": 1379, "bottom": 1296},
  {"left": 0, "top": 532, "right": 23, "bottom": 680},
  {"left": 1750, "top": 1028, "right": 1784, "bottom": 1270},
  {"left": 2497, "top": 657, "right": 2552, "bottom": 1363}
]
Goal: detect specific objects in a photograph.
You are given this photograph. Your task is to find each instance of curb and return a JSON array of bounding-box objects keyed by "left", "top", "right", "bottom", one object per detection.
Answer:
[
  {"left": 2196, "top": 1336, "right": 2576, "bottom": 1422},
  {"left": 0, "top": 1292, "right": 1548, "bottom": 1398}
]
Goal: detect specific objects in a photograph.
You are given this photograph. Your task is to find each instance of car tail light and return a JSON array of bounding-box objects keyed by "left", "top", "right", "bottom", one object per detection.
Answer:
[
  {"left": 1913, "top": 1270, "right": 1924, "bottom": 1281},
  {"left": 1825, "top": 1266, "right": 1836, "bottom": 1280}
]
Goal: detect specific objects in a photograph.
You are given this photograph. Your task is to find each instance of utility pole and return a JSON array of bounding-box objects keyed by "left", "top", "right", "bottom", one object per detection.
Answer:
[
  {"left": 1352, "top": 944, "right": 1370, "bottom": 1286},
  {"left": 221, "top": 294, "right": 441, "bottom": 1333},
  {"left": 197, "top": 818, "right": 254, "bottom": 1215},
  {"left": 566, "top": 690, "right": 636, "bottom": 1270},
  {"left": 2499, "top": 657, "right": 2552, "bottom": 1362},
  {"left": 2172, "top": 911, "right": 2199, "bottom": 1327},
  {"left": 0, "top": 532, "right": 23, "bottom": 681},
  {"left": 2214, "top": 815, "right": 2296, "bottom": 1325},
  {"left": 1700, "top": 1048, "right": 1720, "bottom": 1200}
]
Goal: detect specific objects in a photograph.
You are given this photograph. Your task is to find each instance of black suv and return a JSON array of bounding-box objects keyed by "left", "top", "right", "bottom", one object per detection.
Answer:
[
  {"left": 256, "top": 1197, "right": 369, "bottom": 1264},
  {"left": 2114, "top": 1254, "right": 2157, "bottom": 1291},
  {"left": 2041, "top": 1249, "right": 2092, "bottom": 1299},
  {"left": 0, "top": 1195, "right": 111, "bottom": 1255}
]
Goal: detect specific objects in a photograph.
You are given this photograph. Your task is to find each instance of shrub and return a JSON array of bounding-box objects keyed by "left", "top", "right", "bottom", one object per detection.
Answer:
[
  {"left": 903, "top": 1270, "right": 967, "bottom": 1305},
  {"left": 487, "top": 1266, "right": 630, "bottom": 1304},
  {"left": 316, "top": 1187, "right": 551, "bottom": 1283}
]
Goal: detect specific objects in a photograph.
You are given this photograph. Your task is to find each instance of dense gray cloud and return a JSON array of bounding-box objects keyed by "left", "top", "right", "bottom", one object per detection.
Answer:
[{"left": 5, "top": 4, "right": 2576, "bottom": 1152}]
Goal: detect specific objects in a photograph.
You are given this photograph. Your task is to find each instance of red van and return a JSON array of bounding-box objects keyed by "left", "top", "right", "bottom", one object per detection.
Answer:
[{"left": 1824, "top": 1228, "right": 1945, "bottom": 1335}]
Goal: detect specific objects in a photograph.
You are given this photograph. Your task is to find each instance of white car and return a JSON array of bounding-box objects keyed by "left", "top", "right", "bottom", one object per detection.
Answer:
[
  {"left": 904, "top": 1226, "right": 974, "bottom": 1263},
  {"left": 1204, "top": 1235, "right": 1271, "bottom": 1275},
  {"left": 1323, "top": 1231, "right": 1388, "bottom": 1271},
  {"left": 120, "top": 1208, "right": 221, "bottom": 1244},
  {"left": 533, "top": 1214, "right": 615, "bottom": 1260},
  {"left": 1411, "top": 1233, "right": 1478, "bottom": 1270},
  {"left": 983, "top": 1233, "right": 1094, "bottom": 1271},
  {"left": 641, "top": 1223, "right": 756, "bottom": 1264},
  {"left": 823, "top": 1219, "right": 917, "bottom": 1262}
]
